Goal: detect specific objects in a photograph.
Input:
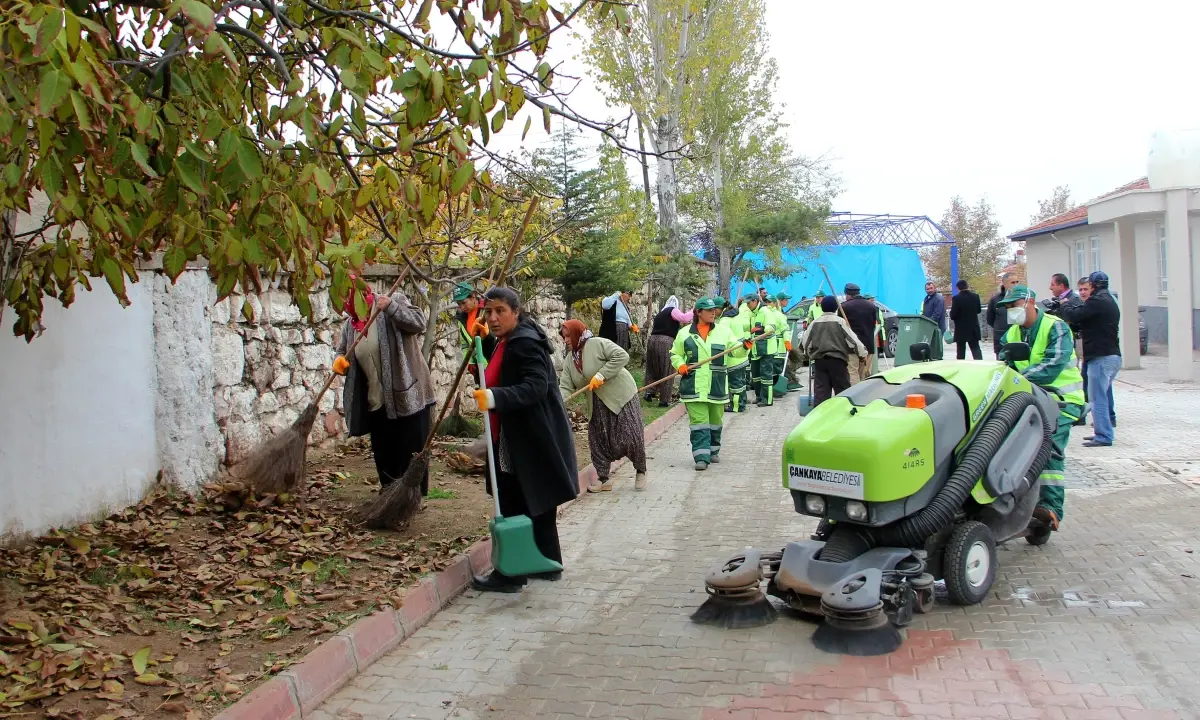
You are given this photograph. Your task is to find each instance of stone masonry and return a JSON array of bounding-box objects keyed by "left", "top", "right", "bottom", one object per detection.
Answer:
[{"left": 311, "top": 353, "right": 1200, "bottom": 720}]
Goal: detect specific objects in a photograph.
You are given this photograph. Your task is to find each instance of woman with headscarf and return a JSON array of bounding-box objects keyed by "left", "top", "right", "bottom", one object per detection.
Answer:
[
  {"left": 470, "top": 287, "right": 580, "bottom": 592},
  {"left": 559, "top": 319, "right": 649, "bottom": 493},
  {"left": 332, "top": 282, "right": 435, "bottom": 494},
  {"left": 644, "top": 295, "right": 693, "bottom": 407}
]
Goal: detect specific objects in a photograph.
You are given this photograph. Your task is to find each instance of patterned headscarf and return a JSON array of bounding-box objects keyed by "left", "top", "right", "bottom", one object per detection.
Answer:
[
  {"left": 343, "top": 274, "right": 376, "bottom": 334},
  {"left": 561, "top": 319, "right": 593, "bottom": 372}
]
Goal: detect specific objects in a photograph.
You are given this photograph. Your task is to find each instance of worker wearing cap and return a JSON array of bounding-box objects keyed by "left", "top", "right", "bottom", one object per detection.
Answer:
[
  {"left": 453, "top": 282, "right": 493, "bottom": 371},
  {"left": 768, "top": 293, "right": 792, "bottom": 394},
  {"left": 749, "top": 295, "right": 779, "bottom": 407},
  {"left": 671, "top": 297, "right": 735, "bottom": 470},
  {"left": 807, "top": 290, "right": 826, "bottom": 325},
  {"left": 727, "top": 294, "right": 759, "bottom": 412},
  {"left": 997, "top": 285, "right": 1085, "bottom": 533}
]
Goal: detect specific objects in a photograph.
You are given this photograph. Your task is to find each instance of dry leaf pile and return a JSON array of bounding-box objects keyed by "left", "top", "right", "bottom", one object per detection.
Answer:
[{"left": 0, "top": 463, "right": 484, "bottom": 719}]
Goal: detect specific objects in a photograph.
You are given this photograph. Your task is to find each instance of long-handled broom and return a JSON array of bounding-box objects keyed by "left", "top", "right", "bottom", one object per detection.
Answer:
[
  {"left": 563, "top": 330, "right": 774, "bottom": 404},
  {"left": 236, "top": 263, "right": 411, "bottom": 498},
  {"left": 356, "top": 198, "right": 540, "bottom": 529}
]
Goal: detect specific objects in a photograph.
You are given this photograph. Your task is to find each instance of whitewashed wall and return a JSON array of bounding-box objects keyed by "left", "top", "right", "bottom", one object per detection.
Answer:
[{"left": 0, "top": 281, "right": 159, "bottom": 539}]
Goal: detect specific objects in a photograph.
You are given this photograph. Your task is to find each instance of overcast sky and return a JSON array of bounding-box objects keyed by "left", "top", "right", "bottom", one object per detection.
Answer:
[{"left": 493, "top": 0, "right": 1200, "bottom": 236}]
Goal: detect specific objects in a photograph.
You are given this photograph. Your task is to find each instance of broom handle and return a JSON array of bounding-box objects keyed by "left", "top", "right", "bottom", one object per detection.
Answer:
[
  {"left": 634, "top": 330, "right": 774, "bottom": 396},
  {"left": 314, "top": 264, "right": 412, "bottom": 407},
  {"left": 414, "top": 196, "right": 541, "bottom": 455},
  {"left": 474, "top": 337, "right": 503, "bottom": 518},
  {"left": 818, "top": 264, "right": 849, "bottom": 323}
]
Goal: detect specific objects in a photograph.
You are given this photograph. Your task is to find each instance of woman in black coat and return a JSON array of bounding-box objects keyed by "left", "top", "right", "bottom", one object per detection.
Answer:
[{"left": 470, "top": 287, "right": 580, "bottom": 592}]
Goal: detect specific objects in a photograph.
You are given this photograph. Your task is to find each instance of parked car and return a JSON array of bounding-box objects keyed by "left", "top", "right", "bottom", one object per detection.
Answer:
[{"left": 786, "top": 296, "right": 900, "bottom": 358}]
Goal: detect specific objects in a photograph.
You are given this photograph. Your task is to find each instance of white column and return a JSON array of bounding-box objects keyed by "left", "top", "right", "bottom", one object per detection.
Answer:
[
  {"left": 1115, "top": 220, "right": 1141, "bottom": 369},
  {"left": 1165, "top": 189, "right": 1194, "bottom": 381}
]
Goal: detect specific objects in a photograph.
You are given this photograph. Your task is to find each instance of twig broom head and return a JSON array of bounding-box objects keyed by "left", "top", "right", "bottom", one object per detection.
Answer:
[
  {"left": 355, "top": 448, "right": 429, "bottom": 529},
  {"left": 235, "top": 403, "right": 320, "bottom": 496}
]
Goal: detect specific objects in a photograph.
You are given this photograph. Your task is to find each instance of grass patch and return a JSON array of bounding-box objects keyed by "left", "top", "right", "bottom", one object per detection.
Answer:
[
  {"left": 426, "top": 487, "right": 457, "bottom": 500},
  {"left": 314, "top": 556, "right": 350, "bottom": 584}
]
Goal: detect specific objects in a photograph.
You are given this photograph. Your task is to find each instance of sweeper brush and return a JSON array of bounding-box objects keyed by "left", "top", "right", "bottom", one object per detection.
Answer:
[{"left": 693, "top": 345, "right": 1061, "bottom": 656}]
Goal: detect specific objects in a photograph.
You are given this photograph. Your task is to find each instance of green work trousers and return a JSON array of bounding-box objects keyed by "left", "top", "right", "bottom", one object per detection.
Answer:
[
  {"left": 728, "top": 364, "right": 749, "bottom": 412},
  {"left": 687, "top": 401, "right": 725, "bottom": 466},
  {"left": 753, "top": 356, "right": 775, "bottom": 405},
  {"left": 1037, "top": 403, "right": 1083, "bottom": 519}
]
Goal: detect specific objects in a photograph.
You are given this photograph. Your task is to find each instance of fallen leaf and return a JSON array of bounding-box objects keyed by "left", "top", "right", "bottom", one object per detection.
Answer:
[
  {"left": 134, "top": 673, "right": 166, "bottom": 686},
  {"left": 301, "top": 560, "right": 319, "bottom": 573},
  {"left": 131, "top": 646, "right": 151, "bottom": 675},
  {"left": 161, "top": 701, "right": 189, "bottom": 713}
]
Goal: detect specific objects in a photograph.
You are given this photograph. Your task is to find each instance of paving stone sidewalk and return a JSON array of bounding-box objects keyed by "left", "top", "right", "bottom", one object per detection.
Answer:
[{"left": 313, "top": 355, "right": 1200, "bottom": 720}]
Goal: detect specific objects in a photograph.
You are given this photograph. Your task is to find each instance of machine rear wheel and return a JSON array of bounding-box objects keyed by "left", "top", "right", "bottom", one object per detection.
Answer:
[
  {"left": 943, "top": 521, "right": 996, "bottom": 606},
  {"left": 886, "top": 327, "right": 897, "bottom": 358}
]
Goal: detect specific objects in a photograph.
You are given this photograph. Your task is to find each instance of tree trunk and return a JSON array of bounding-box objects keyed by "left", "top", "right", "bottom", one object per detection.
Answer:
[
  {"left": 710, "top": 141, "right": 730, "bottom": 296},
  {"left": 636, "top": 113, "right": 652, "bottom": 206},
  {"left": 422, "top": 283, "right": 443, "bottom": 368},
  {"left": 653, "top": 118, "right": 683, "bottom": 288}
]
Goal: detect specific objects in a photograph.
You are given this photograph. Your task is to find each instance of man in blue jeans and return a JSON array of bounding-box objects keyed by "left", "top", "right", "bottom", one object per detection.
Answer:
[{"left": 1059, "top": 271, "right": 1121, "bottom": 447}]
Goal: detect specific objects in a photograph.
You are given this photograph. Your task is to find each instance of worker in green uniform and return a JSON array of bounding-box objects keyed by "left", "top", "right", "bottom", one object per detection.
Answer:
[
  {"left": 672, "top": 298, "right": 736, "bottom": 470},
  {"left": 747, "top": 295, "right": 778, "bottom": 407},
  {"left": 725, "top": 294, "right": 757, "bottom": 412},
  {"left": 770, "top": 293, "right": 792, "bottom": 394},
  {"left": 806, "top": 290, "right": 826, "bottom": 325},
  {"left": 996, "top": 285, "right": 1085, "bottom": 533},
  {"left": 453, "top": 282, "right": 494, "bottom": 372}
]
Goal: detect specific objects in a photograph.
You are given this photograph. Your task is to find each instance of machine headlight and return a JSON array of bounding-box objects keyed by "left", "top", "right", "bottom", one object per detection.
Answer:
[
  {"left": 846, "top": 501, "right": 868, "bottom": 522},
  {"left": 804, "top": 495, "right": 826, "bottom": 515}
]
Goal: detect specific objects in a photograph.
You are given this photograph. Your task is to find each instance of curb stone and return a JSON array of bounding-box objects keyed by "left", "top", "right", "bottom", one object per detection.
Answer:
[{"left": 214, "top": 402, "right": 687, "bottom": 719}]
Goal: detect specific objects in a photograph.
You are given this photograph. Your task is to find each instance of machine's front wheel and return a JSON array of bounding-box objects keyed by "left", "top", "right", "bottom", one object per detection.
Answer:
[{"left": 943, "top": 521, "right": 996, "bottom": 606}]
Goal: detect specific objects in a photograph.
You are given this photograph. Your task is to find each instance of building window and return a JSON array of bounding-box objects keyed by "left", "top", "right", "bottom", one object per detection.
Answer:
[
  {"left": 1088, "top": 235, "right": 1100, "bottom": 274},
  {"left": 1157, "top": 223, "right": 1168, "bottom": 295},
  {"left": 1075, "top": 239, "right": 1086, "bottom": 279}
]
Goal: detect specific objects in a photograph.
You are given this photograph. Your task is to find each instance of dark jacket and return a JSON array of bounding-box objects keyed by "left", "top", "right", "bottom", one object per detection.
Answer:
[
  {"left": 338, "top": 295, "right": 435, "bottom": 437},
  {"left": 986, "top": 288, "right": 1009, "bottom": 338},
  {"left": 1059, "top": 289, "right": 1121, "bottom": 358},
  {"left": 922, "top": 291, "right": 946, "bottom": 332},
  {"left": 1042, "top": 290, "right": 1082, "bottom": 336},
  {"left": 650, "top": 306, "right": 683, "bottom": 337},
  {"left": 486, "top": 316, "right": 580, "bottom": 517},
  {"left": 840, "top": 296, "right": 877, "bottom": 351},
  {"left": 949, "top": 290, "right": 982, "bottom": 342}
]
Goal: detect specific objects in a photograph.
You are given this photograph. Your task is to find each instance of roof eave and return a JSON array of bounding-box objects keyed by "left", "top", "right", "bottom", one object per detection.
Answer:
[{"left": 1008, "top": 217, "right": 1088, "bottom": 241}]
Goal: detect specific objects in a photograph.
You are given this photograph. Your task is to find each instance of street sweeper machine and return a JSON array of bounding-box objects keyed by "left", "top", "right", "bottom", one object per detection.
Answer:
[{"left": 693, "top": 342, "right": 1062, "bottom": 656}]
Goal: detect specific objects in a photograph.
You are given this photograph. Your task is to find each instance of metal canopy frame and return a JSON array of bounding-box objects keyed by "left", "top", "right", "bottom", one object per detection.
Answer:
[{"left": 823, "top": 212, "right": 960, "bottom": 290}]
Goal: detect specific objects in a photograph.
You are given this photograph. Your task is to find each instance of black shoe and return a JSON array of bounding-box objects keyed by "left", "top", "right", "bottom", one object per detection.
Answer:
[
  {"left": 530, "top": 571, "right": 562, "bottom": 581},
  {"left": 1084, "top": 435, "right": 1094, "bottom": 441},
  {"left": 658, "top": 401, "right": 670, "bottom": 408},
  {"left": 644, "top": 393, "right": 655, "bottom": 402},
  {"left": 1081, "top": 440, "right": 1112, "bottom": 448},
  {"left": 471, "top": 573, "right": 526, "bottom": 593}
]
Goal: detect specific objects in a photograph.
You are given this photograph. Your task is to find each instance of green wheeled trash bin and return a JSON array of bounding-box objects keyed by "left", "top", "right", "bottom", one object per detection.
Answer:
[{"left": 894, "top": 314, "right": 944, "bottom": 366}]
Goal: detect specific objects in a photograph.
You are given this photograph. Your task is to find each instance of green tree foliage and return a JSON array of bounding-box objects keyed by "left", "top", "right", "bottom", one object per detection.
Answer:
[
  {"left": 0, "top": 0, "right": 615, "bottom": 340},
  {"left": 923, "top": 196, "right": 1009, "bottom": 292},
  {"left": 527, "top": 131, "right": 655, "bottom": 307}
]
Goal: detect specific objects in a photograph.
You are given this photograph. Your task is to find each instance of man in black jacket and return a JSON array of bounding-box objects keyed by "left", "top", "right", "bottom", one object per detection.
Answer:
[
  {"left": 1059, "top": 271, "right": 1120, "bottom": 447},
  {"left": 949, "top": 279, "right": 983, "bottom": 359},
  {"left": 840, "top": 283, "right": 878, "bottom": 384}
]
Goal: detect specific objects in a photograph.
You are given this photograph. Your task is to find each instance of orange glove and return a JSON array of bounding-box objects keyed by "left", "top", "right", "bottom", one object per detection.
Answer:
[
  {"left": 785, "top": 341, "right": 793, "bottom": 352},
  {"left": 630, "top": 324, "right": 639, "bottom": 334},
  {"left": 472, "top": 321, "right": 489, "bottom": 337},
  {"left": 677, "top": 364, "right": 689, "bottom": 376},
  {"left": 472, "top": 389, "right": 492, "bottom": 412},
  {"left": 587, "top": 375, "right": 605, "bottom": 391},
  {"left": 743, "top": 340, "right": 753, "bottom": 350},
  {"left": 332, "top": 355, "right": 350, "bottom": 376}
]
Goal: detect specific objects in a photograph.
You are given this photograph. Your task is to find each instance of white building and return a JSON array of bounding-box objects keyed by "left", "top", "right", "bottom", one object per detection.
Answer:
[{"left": 1009, "top": 170, "right": 1199, "bottom": 381}]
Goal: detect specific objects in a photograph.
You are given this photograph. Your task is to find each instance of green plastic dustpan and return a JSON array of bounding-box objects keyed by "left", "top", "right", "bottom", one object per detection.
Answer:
[{"left": 474, "top": 337, "right": 563, "bottom": 578}]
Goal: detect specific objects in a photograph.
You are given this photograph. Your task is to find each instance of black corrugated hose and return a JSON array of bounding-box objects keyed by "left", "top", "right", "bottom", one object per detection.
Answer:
[{"left": 819, "top": 392, "right": 1041, "bottom": 560}]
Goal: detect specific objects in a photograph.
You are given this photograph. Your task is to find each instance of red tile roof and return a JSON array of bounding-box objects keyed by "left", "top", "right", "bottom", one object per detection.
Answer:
[{"left": 1009, "top": 177, "right": 1149, "bottom": 240}]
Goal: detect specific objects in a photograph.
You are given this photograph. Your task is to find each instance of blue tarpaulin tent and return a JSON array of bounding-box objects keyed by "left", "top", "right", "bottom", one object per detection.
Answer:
[{"left": 730, "top": 245, "right": 927, "bottom": 314}]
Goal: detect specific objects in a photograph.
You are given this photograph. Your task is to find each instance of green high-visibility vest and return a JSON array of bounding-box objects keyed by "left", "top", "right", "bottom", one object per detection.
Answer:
[{"left": 1003, "top": 313, "right": 1085, "bottom": 405}]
